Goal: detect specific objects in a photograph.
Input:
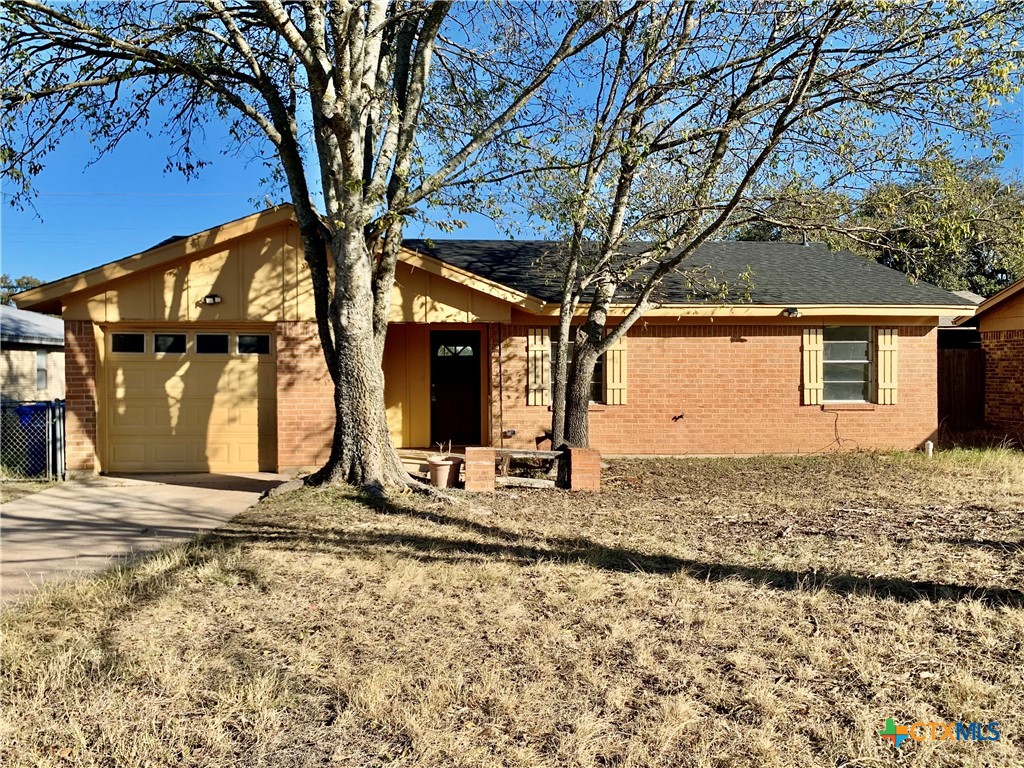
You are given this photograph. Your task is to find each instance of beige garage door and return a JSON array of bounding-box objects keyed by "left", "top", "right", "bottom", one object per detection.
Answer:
[{"left": 105, "top": 329, "right": 276, "bottom": 473}]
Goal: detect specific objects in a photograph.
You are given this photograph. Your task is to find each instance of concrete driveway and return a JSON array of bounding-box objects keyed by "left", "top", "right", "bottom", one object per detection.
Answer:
[{"left": 1, "top": 473, "right": 287, "bottom": 604}]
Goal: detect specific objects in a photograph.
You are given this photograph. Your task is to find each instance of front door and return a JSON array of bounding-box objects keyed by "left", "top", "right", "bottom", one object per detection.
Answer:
[{"left": 430, "top": 330, "right": 481, "bottom": 446}]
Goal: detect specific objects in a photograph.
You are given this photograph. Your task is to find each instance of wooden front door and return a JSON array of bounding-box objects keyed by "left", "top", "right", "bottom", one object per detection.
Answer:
[{"left": 430, "top": 330, "right": 481, "bottom": 446}]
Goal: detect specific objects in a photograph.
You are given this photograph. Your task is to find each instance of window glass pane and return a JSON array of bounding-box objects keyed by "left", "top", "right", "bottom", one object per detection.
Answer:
[
  {"left": 196, "top": 334, "right": 229, "bottom": 354},
  {"left": 823, "top": 362, "right": 870, "bottom": 382},
  {"left": 824, "top": 381, "right": 870, "bottom": 402},
  {"left": 436, "top": 343, "right": 473, "bottom": 357},
  {"left": 154, "top": 333, "right": 187, "bottom": 354},
  {"left": 824, "top": 326, "right": 870, "bottom": 342},
  {"left": 824, "top": 341, "right": 870, "bottom": 361},
  {"left": 112, "top": 333, "right": 145, "bottom": 353},
  {"left": 591, "top": 356, "right": 605, "bottom": 403},
  {"left": 238, "top": 334, "right": 271, "bottom": 355},
  {"left": 36, "top": 350, "right": 48, "bottom": 390}
]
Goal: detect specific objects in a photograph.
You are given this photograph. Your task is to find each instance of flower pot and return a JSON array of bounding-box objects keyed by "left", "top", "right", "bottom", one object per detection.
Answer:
[{"left": 427, "top": 456, "right": 463, "bottom": 488}]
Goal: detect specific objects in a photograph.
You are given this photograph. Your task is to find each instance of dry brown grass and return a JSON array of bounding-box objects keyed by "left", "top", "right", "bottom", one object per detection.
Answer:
[
  {"left": 2, "top": 450, "right": 1023, "bottom": 767},
  {"left": 1, "top": 479, "right": 56, "bottom": 503}
]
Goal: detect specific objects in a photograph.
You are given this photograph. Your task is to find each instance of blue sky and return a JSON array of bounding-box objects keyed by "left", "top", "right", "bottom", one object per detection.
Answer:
[
  {"left": 2, "top": 98, "right": 1021, "bottom": 286},
  {"left": 0, "top": 120, "right": 504, "bottom": 285}
]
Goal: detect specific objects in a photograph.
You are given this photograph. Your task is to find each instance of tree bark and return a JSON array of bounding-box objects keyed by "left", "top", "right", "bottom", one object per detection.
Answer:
[
  {"left": 564, "top": 343, "right": 601, "bottom": 447},
  {"left": 307, "top": 226, "right": 411, "bottom": 490}
]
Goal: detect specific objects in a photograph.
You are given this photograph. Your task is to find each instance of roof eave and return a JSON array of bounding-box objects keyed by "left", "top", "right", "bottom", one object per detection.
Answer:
[
  {"left": 967, "top": 279, "right": 1024, "bottom": 323},
  {"left": 13, "top": 205, "right": 296, "bottom": 311},
  {"left": 0, "top": 334, "right": 64, "bottom": 346},
  {"left": 398, "top": 246, "right": 548, "bottom": 313},
  {"left": 527, "top": 302, "right": 977, "bottom": 317}
]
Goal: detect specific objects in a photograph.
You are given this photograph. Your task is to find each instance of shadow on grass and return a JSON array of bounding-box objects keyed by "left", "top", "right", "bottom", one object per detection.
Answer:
[{"left": 206, "top": 491, "right": 1024, "bottom": 609}]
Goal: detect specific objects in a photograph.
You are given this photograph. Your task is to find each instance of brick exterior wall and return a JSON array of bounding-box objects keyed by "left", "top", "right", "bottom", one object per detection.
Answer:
[
  {"left": 568, "top": 447, "right": 601, "bottom": 491},
  {"left": 980, "top": 329, "right": 1024, "bottom": 435},
  {"left": 64, "top": 320, "right": 98, "bottom": 473},
  {"left": 491, "top": 324, "right": 938, "bottom": 455},
  {"left": 60, "top": 318, "right": 938, "bottom": 476},
  {"left": 275, "top": 321, "right": 335, "bottom": 472},
  {"left": 464, "top": 447, "right": 496, "bottom": 492}
]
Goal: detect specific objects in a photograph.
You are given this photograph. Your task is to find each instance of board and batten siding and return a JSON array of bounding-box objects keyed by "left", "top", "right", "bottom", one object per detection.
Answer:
[{"left": 61, "top": 221, "right": 513, "bottom": 325}]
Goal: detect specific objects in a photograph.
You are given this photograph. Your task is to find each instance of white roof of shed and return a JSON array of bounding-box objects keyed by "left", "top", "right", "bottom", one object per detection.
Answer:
[{"left": 0, "top": 304, "right": 64, "bottom": 347}]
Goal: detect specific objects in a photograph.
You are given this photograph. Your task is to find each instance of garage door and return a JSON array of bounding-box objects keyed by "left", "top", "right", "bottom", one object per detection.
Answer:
[{"left": 105, "top": 329, "right": 276, "bottom": 473}]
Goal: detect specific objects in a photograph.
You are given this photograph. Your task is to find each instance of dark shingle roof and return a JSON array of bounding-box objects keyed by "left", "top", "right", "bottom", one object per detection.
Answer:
[{"left": 401, "top": 239, "right": 970, "bottom": 307}]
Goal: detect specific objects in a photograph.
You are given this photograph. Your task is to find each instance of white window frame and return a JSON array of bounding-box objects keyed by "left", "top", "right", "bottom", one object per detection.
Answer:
[
  {"left": 36, "top": 349, "right": 48, "bottom": 391},
  {"left": 822, "top": 326, "right": 874, "bottom": 404}
]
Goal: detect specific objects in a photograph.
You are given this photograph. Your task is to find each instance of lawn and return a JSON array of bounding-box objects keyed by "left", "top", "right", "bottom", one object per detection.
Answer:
[
  {"left": 0, "top": 479, "right": 56, "bottom": 503},
  {"left": 2, "top": 451, "right": 1022, "bottom": 767}
]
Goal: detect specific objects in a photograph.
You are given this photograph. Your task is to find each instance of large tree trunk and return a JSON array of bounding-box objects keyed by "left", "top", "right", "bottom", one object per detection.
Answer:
[
  {"left": 563, "top": 280, "right": 616, "bottom": 448},
  {"left": 308, "top": 227, "right": 410, "bottom": 491},
  {"left": 550, "top": 305, "right": 575, "bottom": 447},
  {"left": 564, "top": 343, "right": 601, "bottom": 447}
]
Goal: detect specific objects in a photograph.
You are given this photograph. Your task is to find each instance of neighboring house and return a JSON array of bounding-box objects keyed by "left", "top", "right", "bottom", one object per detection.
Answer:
[
  {"left": 938, "top": 290, "right": 983, "bottom": 349},
  {"left": 0, "top": 304, "right": 65, "bottom": 401},
  {"left": 962, "top": 279, "right": 1024, "bottom": 436},
  {"left": 14, "top": 206, "right": 974, "bottom": 475}
]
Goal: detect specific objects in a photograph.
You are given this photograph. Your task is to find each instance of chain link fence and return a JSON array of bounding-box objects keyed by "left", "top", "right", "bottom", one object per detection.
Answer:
[{"left": 0, "top": 400, "right": 66, "bottom": 481}]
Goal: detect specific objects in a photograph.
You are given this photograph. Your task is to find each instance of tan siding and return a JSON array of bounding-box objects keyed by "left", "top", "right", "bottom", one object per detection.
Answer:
[
  {"left": 978, "top": 291, "right": 1024, "bottom": 332},
  {"left": 382, "top": 324, "right": 431, "bottom": 447}
]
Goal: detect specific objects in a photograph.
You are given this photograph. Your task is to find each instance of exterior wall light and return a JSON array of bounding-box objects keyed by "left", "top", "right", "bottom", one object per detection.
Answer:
[
  {"left": 202, "top": 294, "right": 223, "bottom": 305},
  {"left": 783, "top": 307, "right": 801, "bottom": 318}
]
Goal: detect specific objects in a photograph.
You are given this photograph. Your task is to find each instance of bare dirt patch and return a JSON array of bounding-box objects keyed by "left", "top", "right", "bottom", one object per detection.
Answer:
[{"left": 2, "top": 451, "right": 1022, "bottom": 767}]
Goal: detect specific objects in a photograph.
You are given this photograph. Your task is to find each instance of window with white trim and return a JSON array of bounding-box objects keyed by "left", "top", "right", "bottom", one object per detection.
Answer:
[
  {"left": 36, "top": 350, "right": 48, "bottom": 391},
  {"left": 823, "top": 326, "right": 873, "bottom": 402}
]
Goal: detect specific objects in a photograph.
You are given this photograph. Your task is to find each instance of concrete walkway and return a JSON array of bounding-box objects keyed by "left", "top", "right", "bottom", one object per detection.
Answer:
[{"left": 1, "top": 473, "right": 287, "bottom": 604}]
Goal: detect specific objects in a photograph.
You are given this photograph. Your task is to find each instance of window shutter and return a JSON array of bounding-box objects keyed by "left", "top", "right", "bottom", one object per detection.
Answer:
[
  {"left": 527, "top": 328, "right": 551, "bottom": 406},
  {"left": 876, "top": 328, "right": 898, "bottom": 405},
  {"left": 604, "top": 332, "right": 628, "bottom": 405},
  {"left": 802, "top": 328, "right": 823, "bottom": 405}
]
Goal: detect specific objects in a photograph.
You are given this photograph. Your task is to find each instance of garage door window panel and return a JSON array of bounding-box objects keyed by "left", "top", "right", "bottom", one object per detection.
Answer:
[
  {"left": 238, "top": 334, "right": 272, "bottom": 355},
  {"left": 111, "top": 333, "right": 145, "bottom": 354},
  {"left": 154, "top": 333, "right": 187, "bottom": 355},
  {"left": 196, "top": 334, "right": 230, "bottom": 354}
]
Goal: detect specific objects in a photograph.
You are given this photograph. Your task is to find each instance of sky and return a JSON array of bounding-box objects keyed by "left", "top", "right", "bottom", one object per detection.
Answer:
[
  {"left": 0, "top": 120, "right": 504, "bottom": 285},
  {"left": 1, "top": 94, "right": 1022, "bottom": 287}
]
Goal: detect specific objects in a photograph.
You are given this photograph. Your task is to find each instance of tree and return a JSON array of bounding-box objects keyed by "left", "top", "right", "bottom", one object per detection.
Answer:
[
  {"left": 0, "top": 273, "right": 42, "bottom": 305},
  {"left": 1, "top": 0, "right": 641, "bottom": 490},
  {"left": 501, "top": 1, "right": 1023, "bottom": 447},
  {"left": 734, "top": 152, "right": 1024, "bottom": 297}
]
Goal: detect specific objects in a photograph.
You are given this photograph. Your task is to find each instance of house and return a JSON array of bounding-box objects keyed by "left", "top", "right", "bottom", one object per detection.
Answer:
[
  {"left": 13, "top": 206, "right": 975, "bottom": 476},
  {"left": 961, "top": 279, "right": 1024, "bottom": 436},
  {"left": 0, "top": 304, "right": 65, "bottom": 402}
]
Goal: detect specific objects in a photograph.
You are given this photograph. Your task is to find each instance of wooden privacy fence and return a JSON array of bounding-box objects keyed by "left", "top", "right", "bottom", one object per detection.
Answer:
[{"left": 938, "top": 348, "right": 985, "bottom": 430}]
